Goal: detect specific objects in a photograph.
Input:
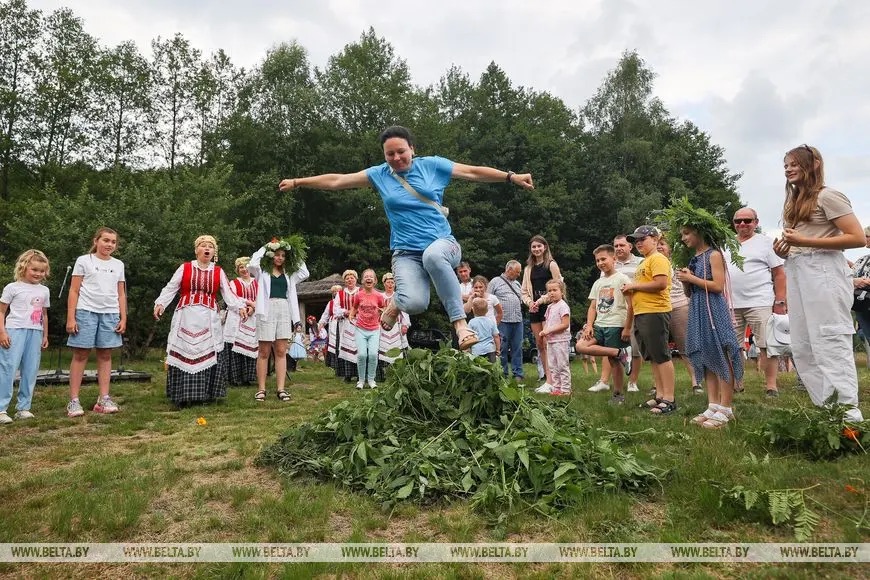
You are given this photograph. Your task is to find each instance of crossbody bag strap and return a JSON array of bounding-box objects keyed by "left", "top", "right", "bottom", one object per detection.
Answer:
[
  {"left": 389, "top": 168, "right": 448, "bottom": 217},
  {"left": 500, "top": 275, "right": 523, "bottom": 302}
]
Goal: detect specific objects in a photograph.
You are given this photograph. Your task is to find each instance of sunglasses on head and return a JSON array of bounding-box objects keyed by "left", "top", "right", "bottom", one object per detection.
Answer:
[{"left": 733, "top": 218, "right": 755, "bottom": 225}]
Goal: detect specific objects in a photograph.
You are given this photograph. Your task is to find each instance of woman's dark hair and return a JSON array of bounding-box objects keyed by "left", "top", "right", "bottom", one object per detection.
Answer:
[{"left": 379, "top": 125, "right": 415, "bottom": 147}]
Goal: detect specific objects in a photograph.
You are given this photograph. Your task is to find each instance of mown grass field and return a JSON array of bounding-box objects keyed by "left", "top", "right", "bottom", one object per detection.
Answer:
[{"left": 1, "top": 349, "right": 868, "bottom": 579}]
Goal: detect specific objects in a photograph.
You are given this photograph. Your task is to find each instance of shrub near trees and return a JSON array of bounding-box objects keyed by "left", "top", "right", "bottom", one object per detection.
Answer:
[{"left": 0, "top": 0, "right": 742, "bottom": 351}]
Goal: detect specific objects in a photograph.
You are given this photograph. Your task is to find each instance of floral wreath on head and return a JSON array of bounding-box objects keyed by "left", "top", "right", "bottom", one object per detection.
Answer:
[
  {"left": 650, "top": 196, "right": 743, "bottom": 270},
  {"left": 261, "top": 234, "right": 307, "bottom": 272}
]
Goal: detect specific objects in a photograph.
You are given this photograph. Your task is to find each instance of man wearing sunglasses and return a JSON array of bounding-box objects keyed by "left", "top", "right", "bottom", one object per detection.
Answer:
[{"left": 726, "top": 208, "right": 786, "bottom": 397}]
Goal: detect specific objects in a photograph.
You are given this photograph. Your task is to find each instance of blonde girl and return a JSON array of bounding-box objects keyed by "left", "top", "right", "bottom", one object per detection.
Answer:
[
  {"left": 0, "top": 250, "right": 51, "bottom": 423},
  {"left": 66, "top": 227, "right": 127, "bottom": 417},
  {"left": 538, "top": 279, "right": 571, "bottom": 396},
  {"left": 773, "top": 145, "right": 865, "bottom": 422}
]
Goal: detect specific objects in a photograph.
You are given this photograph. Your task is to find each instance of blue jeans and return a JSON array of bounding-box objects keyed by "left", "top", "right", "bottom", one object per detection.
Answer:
[
  {"left": 391, "top": 237, "right": 464, "bottom": 322},
  {"left": 354, "top": 327, "right": 380, "bottom": 381},
  {"left": 0, "top": 328, "right": 43, "bottom": 412},
  {"left": 499, "top": 320, "right": 524, "bottom": 378}
]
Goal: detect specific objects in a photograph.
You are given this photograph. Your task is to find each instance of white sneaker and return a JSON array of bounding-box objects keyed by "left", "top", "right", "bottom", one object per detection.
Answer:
[
  {"left": 355, "top": 381, "right": 364, "bottom": 390},
  {"left": 587, "top": 381, "right": 610, "bottom": 392},
  {"left": 627, "top": 382, "right": 639, "bottom": 392},
  {"left": 535, "top": 382, "right": 554, "bottom": 394},
  {"left": 0, "top": 412, "right": 12, "bottom": 424},
  {"left": 15, "top": 410, "right": 34, "bottom": 420},
  {"left": 367, "top": 380, "right": 377, "bottom": 389}
]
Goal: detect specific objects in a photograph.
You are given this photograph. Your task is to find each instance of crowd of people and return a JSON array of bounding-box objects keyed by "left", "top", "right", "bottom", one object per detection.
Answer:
[{"left": 0, "top": 133, "right": 865, "bottom": 427}]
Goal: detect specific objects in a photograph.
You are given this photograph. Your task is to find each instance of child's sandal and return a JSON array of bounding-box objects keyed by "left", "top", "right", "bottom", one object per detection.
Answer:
[
  {"left": 691, "top": 410, "right": 714, "bottom": 425},
  {"left": 276, "top": 390, "right": 291, "bottom": 402},
  {"left": 650, "top": 400, "right": 677, "bottom": 415},
  {"left": 254, "top": 390, "right": 266, "bottom": 402},
  {"left": 701, "top": 410, "right": 732, "bottom": 429}
]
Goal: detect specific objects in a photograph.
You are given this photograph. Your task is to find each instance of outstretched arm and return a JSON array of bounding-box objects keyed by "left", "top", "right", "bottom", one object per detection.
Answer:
[
  {"left": 451, "top": 163, "right": 534, "bottom": 190},
  {"left": 279, "top": 171, "right": 370, "bottom": 192}
]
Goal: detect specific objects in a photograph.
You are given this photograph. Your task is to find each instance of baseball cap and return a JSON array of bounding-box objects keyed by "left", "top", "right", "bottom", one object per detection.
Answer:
[{"left": 626, "top": 225, "right": 661, "bottom": 242}]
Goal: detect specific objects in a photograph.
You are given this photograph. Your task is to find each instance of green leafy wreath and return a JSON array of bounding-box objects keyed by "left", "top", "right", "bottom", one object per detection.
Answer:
[
  {"left": 261, "top": 234, "right": 307, "bottom": 272},
  {"left": 651, "top": 196, "right": 743, "bottom": 270}
]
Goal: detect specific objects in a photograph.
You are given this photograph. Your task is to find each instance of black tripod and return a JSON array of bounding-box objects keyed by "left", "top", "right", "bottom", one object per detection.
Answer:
[{"left": 37, "top": 265, "right": 72, "bottom": 385}]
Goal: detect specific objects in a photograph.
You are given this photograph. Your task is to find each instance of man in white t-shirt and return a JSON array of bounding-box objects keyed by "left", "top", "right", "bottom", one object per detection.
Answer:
[{"left": 727, "top": 207, "right": 786, "bottom": 397}]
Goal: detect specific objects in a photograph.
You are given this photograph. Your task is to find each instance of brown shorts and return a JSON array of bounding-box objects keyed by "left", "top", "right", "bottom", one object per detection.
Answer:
[{"left": 633, "top": 312, "right": 672, "bottom": 364}]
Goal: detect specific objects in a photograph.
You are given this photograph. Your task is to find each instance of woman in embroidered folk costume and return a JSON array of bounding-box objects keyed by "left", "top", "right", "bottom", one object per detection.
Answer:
[
  {"left": 376, "top": 272, "right": 410, "bottom": 381},
  {"left": 772, "top": 145, "right": 865, "bottom": 422},
  {"left": 279, "top": 125, "right": 534, "bottom": 351},
  {"left": 224, "top": 257, "right": 258, "bottom": 386},
  {"left": 333, "top": 270, "right": 360, "bottom": 383},
  {"left": 248, "top": 236, "right": 309, "bottom": 401},
  {"left": 319, "top": 284, "right": 343, "bottom": 369},
  {"left": 154, "top": 236, "right": 251, "bottom": 406}
]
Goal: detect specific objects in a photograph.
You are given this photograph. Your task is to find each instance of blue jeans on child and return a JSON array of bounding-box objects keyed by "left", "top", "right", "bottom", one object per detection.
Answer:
[
  {"left": 0, "top": 328, "right": 43, "bottom": 412},
  {"left": 391, "top": 237, "right": 464, "bottom": 322},
  {"left": 355, "top": 327, "right": 380, "bottom": 382}
]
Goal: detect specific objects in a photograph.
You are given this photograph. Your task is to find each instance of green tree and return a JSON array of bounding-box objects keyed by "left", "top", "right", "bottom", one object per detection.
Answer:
[
  {"left": 27, "top": 7, "right": 97, "bottom": 182},
  {"left": 90, "top": 40, "right": 152, "bottom": 168},
  {"left": 0, "top": 0, "right": 41, "bottom": 199},
  {"left": 150, "top": 33, "right": 201, "bottom": 171}
]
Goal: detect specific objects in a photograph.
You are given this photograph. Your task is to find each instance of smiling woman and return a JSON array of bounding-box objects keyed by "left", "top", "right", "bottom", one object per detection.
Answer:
[
  {"left": 278, "top": 125, "right": 535, "bottom": 352},
  {"left": 773, "top": 145, "right": 865, "bottom": 422}
]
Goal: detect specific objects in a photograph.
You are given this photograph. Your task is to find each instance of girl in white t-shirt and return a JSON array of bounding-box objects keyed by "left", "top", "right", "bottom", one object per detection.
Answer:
[
  {"left": 65, "top": 227, "right": 127, "bottom": 417},
  {"left": 0, "top": 250, "right": 51, "bottom": 424}
]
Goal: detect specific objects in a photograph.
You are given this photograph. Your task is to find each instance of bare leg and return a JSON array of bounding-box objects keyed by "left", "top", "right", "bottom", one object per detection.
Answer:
[
  {"left": 761, "top": 349, "right": 778, "bottom": 392},
  {"left": 68, "top": 348, "right": 91, "bottom": 400},
  {"left": 95, "top": 348, "right": 112, "bottom": 398},
  {"left": 531, "top": 321, "right": 550, "bottom": 383},
  {"left": 274, "top": 339, "right": 289, "bottom": 391},
  {"left": 653, "top": 360, "right": 675, "bottom": 402},
  {"left": 257, "top": 341, "right": 272, "bottom": 391},
  {"left": 599, "top": 356, "right": 612, "bottom": 385}
]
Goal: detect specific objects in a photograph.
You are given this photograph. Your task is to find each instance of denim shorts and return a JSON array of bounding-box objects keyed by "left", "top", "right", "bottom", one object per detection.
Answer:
[{"left": 67, "top": 309, "right": 123, "bottom": 349}]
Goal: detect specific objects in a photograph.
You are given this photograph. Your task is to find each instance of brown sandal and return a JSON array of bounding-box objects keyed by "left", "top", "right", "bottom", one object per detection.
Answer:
[
  {"left": 380, "top": 302, "right": 399, "bottom": 331},
  {"left": 457, "top": 330, "right": 479, "bottom": 351},
  {"left": 254, "top": 390, "right": 266, "bottom": 402}
]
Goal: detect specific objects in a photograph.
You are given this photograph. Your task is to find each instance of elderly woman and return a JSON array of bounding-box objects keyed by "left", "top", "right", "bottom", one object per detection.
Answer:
[
  {"left": 154, "top": 236, "right": 250, "bottom": 407},
  {"left": 377, "top": 272, "right": 410, "bottom": 381},
  {"left": 279, "top": 125, "right": 534, "bottom": 350},
  {"left": 224, "top": 257, "right": 258, "bottom": 386},
  {"left": 334, "top": 270, "right": 361, "bottom": 383}
]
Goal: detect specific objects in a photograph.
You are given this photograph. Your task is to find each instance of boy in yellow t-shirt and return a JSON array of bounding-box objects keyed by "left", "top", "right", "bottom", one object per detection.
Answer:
[{"left": 621, "top": 226, "right": 676, "bottom": 415}]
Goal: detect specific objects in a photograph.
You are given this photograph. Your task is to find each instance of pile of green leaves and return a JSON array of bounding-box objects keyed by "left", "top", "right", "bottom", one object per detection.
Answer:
[
  {"left": 258, "top": 348, "right": 662, "bottom": 518},
  {"left": 651, "top": 196, "right": 743, "bottom": 269},
  {"left": 754, "top": 397, "right": 869, "bottom": 460}
]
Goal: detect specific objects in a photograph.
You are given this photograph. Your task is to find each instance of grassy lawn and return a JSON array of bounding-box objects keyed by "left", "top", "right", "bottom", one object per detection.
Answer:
[{"left": 1, "top": 349, "right": 868, "bottom": 578}]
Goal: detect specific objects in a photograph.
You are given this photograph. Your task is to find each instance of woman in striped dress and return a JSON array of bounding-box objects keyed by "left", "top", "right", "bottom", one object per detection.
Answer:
[{"left": 154, "top": 236, "right": 251, "bottom": 406}]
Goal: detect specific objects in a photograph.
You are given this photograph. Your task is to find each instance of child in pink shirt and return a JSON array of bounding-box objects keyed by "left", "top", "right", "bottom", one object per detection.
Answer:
[{"left": 540, "top": 279, "right": 572, "bottom": 396}]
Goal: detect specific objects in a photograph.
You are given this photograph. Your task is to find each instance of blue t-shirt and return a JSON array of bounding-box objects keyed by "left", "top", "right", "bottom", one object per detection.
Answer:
[
  {"left": 366, "top": 156, "right": 455, "bottom": 251},
  {"left": 468, "top": 316, "right": 499, "bottom": 356}
]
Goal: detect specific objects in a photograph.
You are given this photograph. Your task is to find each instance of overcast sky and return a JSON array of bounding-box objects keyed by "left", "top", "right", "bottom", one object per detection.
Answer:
[{"left": 30, "top": 0, "right": 870, "bottom": 255}]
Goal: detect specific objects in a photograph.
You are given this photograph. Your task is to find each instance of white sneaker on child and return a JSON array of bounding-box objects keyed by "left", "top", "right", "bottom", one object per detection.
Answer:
[
  {"left": 535, "top": 382, "right": 554, "bottom": 394},
  {"left": 626, "top": 382, "right": 639, "bottom": 393},
  {"left": 0, "top": 412, "right": 12, "bottom": 424},
  {"left": 14, "top": 410, "right": 34, "bottom": 420},
  {"left": 67, "top": 400, "right": 85, "bottom": 418}
]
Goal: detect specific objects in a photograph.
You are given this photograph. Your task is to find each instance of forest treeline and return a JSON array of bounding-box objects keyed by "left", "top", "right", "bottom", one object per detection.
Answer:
[{"left": 0, "top": 0, "right": 742, "bottom": 351}]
